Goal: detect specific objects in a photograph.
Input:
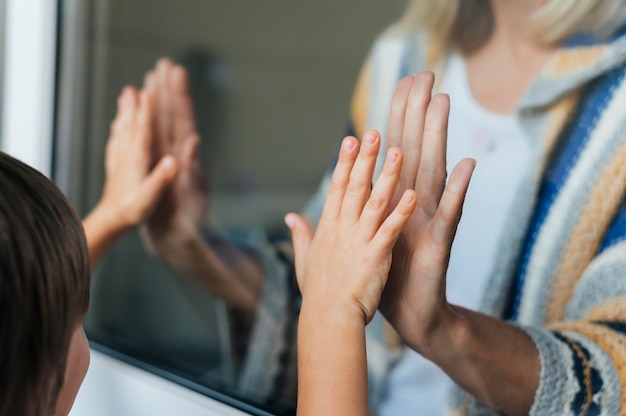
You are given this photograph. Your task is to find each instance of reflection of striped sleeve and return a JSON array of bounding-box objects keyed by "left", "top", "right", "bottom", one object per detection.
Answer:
[{"left": 236, "top": 241, "right": 300, "bottom": 413}]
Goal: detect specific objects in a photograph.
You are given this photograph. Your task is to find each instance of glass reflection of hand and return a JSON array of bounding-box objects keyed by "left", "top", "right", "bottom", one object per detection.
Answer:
[
  {"left": 84, "top": 86, "right": 178, "bottom": 268},
  {"left": 139, "top": 58, "right": 210, "bottom": 263},
  {"left": 138, "top": 59, "right": 261, "bottom": 313}
]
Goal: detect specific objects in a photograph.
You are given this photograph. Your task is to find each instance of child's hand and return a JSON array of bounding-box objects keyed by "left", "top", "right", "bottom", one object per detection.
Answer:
[{"left": 286, "top": 130, "right": 417, "bottom": 325}]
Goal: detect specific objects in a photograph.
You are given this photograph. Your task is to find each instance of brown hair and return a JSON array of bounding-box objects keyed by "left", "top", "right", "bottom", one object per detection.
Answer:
[{"left": 0, "top": 151, "right": 90, "bottom": 416}]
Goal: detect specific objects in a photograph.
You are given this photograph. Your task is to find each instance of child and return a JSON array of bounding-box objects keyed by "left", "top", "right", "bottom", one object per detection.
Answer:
[
  {"left": 286, "top": 74, "right": 475, "bottom": 415},
  {"left": 0, "top": 86, "right": 177, "bottom": 416}
]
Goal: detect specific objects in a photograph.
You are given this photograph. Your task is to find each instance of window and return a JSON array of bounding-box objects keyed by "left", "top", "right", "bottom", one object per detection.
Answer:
[{"left": 54, "top": 1, "right": 406, "bottom": 415}]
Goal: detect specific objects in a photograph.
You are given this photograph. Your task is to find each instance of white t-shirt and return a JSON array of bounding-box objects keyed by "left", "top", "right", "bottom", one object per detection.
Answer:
[{"left": 378, "top": 52, "right": 532, "bottom": 415}]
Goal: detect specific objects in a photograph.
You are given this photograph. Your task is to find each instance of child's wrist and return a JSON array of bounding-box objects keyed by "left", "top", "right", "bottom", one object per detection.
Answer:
[
  {"left": 299, "top": 296, "right": 368, "bottom": 329},
  {"left": 89, "top": 200, "right": 133, "bottom": 236}
]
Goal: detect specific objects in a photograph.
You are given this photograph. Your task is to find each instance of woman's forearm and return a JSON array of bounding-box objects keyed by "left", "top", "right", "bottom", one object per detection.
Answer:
[
  {"left": 413, "top": 305, "right": 540, "bottom": 416},
  {"left": 176, "top": 235, "right": 263, "bottom": 313}
]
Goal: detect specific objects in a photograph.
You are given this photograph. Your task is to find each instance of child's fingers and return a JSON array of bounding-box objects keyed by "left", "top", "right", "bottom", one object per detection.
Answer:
[
  {"left": 358, "top": 147, "right": 403, "bottom": 240},
  {"left": 143, "top": 70, "right": 156, "bottom": 93},
  {"left": 285, "top": 213, "right": 313, "bottom": 281},
  {"left": 340, "top": 130, "right": 381, "bottom": 220},
  {"left": 110, "top": 87, "right": 137, "bottom": 137},
  {"left": 319, "top": 137, "right": 359, "bottom": 224},
  {"left": 430, "top": 158, "right": 475, "bottom": 249},
  {"left": 371, "top": 189, "right": 417, "bottom": 252},
  {"left": 137, "top": 90, "right": 154, "bottom": 148}
]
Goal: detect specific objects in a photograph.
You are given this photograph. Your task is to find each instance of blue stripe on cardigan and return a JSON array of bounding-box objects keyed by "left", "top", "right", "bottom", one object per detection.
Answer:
[{"left": 505, "top": 67, "right": 626, "bottom": 320}]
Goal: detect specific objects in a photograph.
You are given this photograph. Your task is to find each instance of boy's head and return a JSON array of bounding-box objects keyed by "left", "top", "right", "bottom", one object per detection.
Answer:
[{"left": 0, "top": 152, "right": 91, "bottom": 416}]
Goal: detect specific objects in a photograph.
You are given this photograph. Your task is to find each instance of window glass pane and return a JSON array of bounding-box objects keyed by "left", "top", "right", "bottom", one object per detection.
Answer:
[{"left": 56, "top": 1, "right": 406, "bottom": 414}]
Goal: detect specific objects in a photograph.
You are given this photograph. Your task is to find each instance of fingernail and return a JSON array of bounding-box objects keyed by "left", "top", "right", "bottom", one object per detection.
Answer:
[
  {"left": 120, "top": 87, "right": 132, "bottom": 105},
  {"left": 162, "top": 156, "right": 176, "bottom": 171},
  {"left": 403, "top": 192, "right": 415, "bottom": 204},
  {"left": 342, "top": 138, "right": 355, "bottom": 151},
  {"left": 363, "top": 132, "right": 377, "bottom": 145},
  {"left": 386, "top": 149, "right": 398, "bottom": 163},
  {"left": 284, "top": 215, "right": 295, "bottom": 228}
]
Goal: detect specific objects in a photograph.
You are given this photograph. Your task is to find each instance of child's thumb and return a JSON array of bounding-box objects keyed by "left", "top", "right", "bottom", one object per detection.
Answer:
[
  {"left": 139, "top": 155, "right": 179, "bottom": 206},
  {"left": 284, "top": 213, "right": 312, "bottom": 262}
]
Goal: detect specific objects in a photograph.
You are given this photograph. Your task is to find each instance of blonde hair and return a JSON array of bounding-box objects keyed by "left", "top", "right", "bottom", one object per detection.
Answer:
[{"left": 400, "top": 0, "right": 626, "bottom": 65}]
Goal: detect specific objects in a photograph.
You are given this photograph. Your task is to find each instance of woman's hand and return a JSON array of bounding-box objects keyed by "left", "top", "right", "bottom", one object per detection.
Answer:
[
  {"left": 380, "top": 73, "right": 475, "bottom": 358},
  {"left": 139, "top": 58, "right": 210, "bottom": 260},
  {"left": 378, "top": 73, "right": 540, "bottom": 415}
]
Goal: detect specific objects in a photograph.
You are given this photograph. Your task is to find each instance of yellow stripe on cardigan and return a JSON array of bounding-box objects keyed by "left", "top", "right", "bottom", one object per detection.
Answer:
[
  {"left": 584, "top": 297, "right": 626, "bottom": 322},
  {"left": 542, "top": 46, "right": 609, "bottom": 78},
  {"left": 547, "top": 322, "right": 626, "bottom": 416},
  {"left": 546, "top": 133, "right": 626, "bottom": 324}
]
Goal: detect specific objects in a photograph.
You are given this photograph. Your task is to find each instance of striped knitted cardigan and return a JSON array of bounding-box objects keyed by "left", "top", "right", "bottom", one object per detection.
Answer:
[
  {"left": 333, "top": 25, "right": 626, "bottom": 415},
  {"left": 230, "top": 24, "right": 626, "bottom": 415}
]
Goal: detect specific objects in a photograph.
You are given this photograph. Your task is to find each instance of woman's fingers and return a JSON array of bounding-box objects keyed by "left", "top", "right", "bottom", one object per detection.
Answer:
[
  {"left": 399, "top": 72, "right": 434, "bottom": 190},
  {"left": 155, "top": 58, "right": 174, "bottom": 148},
  {"left": 415, "top": 94, "right": 450, "bottom": 217},
  {"left": 386, "top": 76, "right": 414, "bottom": 149},
  {"left": 430, "top": 158, "right": 475, "bottom": 249},
  {"left": 171, "top": 66, "right": 197, "bottom": 144}
]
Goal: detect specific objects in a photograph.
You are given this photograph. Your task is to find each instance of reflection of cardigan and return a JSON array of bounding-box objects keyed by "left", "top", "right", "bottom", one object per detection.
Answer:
[{"left": 234, "top": 25, "right": 626, "bottom": 415}]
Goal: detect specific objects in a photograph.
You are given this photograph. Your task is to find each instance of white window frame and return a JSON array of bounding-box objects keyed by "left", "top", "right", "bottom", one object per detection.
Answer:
[{"left": 0, "top": 0, "right": 57, "bottom": 174}]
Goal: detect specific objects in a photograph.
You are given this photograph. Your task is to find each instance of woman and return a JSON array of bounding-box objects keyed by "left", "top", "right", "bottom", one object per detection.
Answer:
[{"left": 137, "top": 0, "right": 626, "bottom": 414}]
